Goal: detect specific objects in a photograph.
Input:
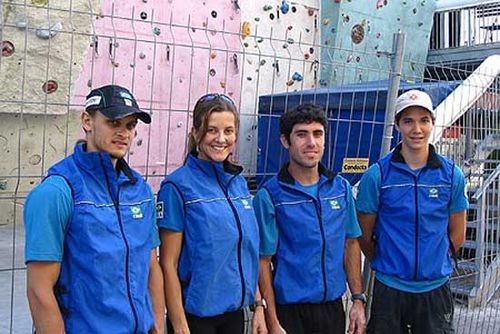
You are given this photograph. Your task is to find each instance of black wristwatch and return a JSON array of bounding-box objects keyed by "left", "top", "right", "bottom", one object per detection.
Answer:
[
  {"left": 351, "top": 293, "right": 367, "bottom": 304},
  {"left": 250, "top": 298, "right": 267, "bottom": 311}
]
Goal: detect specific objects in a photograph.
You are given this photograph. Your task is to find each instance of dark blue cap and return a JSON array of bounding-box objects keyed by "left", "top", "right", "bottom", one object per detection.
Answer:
[{"left": 85, "top": 85, "right": 151, "bottom": 124}]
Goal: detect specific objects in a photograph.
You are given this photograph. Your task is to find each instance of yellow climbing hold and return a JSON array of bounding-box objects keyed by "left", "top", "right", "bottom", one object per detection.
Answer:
[
  {"left": 242, "top": 21, "right": 251, "bottom": 39},
  {"left": 31, "top": 0, "right": 48, "bottom": 5}
]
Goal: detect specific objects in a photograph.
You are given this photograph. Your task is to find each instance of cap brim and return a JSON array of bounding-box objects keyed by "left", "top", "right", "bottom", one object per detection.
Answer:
[{"left": 98, "top": 105, "right": 151, "bottom": 124}]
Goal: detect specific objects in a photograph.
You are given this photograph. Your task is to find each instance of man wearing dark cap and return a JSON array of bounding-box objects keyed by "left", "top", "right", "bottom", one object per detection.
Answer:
[
  {"left": 357, "top": 90, "right": 468, "bottom": 333},
  {"left": 24, "top": 85, "right": 165, "bottom": 333}
]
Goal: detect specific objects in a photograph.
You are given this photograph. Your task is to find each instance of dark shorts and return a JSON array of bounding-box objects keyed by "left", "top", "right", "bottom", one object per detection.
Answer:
[
  {"left": 277, "top": 298, "right": 346, "bottom": 334},
  {"left": 167, "top": 309, "right": 244, "bottom": 334},
  {"left": 368, "top": 279, "right": 455, "bottom": 334}
]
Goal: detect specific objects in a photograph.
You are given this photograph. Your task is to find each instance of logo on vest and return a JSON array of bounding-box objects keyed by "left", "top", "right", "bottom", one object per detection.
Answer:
[
  {"left": 241, "top": 199, "right": 252, "bottom": 209},
  {"left": 131, "top": 206, "right": 143, "bottom": 219},
  {"left": 156, "top": 201, "right": 164, "bottom": 219},
  {"left": 429, "top": 188, "right": 439, "bottom": 199},
  {"left": 330, "top": 199, "right": 340, "bottom": 210}
]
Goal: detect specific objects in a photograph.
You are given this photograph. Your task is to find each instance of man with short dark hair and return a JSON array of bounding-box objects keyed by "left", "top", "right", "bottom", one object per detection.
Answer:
[
  {"left": 357, "top": 90, "right": 468, "bottom": 334},
  {"left": 254, "top": 103, "right": 366, "bottom": 334},
  {"left": 24, "top": 85, "right": 165, "bottom": 333}
]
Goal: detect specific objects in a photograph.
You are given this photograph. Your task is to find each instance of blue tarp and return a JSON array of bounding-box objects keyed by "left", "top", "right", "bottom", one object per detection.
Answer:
[{"left": 256, "top": 80, "right": 461, "bottom": 185}]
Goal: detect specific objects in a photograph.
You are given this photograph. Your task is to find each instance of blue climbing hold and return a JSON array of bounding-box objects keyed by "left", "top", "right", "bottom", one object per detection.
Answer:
[
  {"left": 280, "top": 1, "right": 290, "bottom": 14},
  {"left": 292, "top": 72, "right": 303, "bottom": 81}
]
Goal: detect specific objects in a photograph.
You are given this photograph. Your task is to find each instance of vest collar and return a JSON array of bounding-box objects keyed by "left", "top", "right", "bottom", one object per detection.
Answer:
[
  {"left": 186, "top": 150, "right": 243, "bottom": 176},
  {"left": 390, "top": 143, "right": 441, "bottom": 169},
  {"left": 278, "top": 162, "right": 336, "bottom": 185},
  {"left": 73, "top": 142, "right": 137, "bottom": 183}
]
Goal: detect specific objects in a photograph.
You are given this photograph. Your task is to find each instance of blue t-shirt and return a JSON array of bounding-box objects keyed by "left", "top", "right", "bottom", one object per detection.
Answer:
[
  {"left": 156, "top": 182, "right": 185, "bottom": 231},
  {"left": 24, "top": 175, "right": 160, "bottom": 263},
  {"left": 254, "top": 180, "right": 361, "bottom": 257},
  {"left": 356, "top": 163, "right": 469, "bottom": 292}
]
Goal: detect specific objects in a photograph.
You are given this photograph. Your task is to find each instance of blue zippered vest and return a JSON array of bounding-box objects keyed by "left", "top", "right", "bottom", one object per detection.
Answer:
[
  {"left": 263, "top": 164, "right": 349, "bottom": 304},
  {"left": 162, "top": 154, "right": 259, "bottom": 317},
  {"left": 372, "top": 145, "right": 454, "bottom": 281},
  {"left": 47, "top": 143, "right": 155, "bottom": 334}
]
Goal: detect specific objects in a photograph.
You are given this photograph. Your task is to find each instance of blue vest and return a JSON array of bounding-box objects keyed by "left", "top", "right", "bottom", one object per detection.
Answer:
[
  {"left": 163, "top": 154, "right": 259, "bottom": 317},
  {"left": 372, "top": 145, "right": 454, "bottom": 281},
  {"left": 263, "top": 164, "right": 349, "bottom": 304},
  {"left": 48, "top": 143, "right": 155, "bottom": 334}
]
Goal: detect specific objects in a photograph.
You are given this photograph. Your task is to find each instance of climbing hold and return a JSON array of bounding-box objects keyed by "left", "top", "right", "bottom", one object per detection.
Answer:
[
  {"left": 309, "top": 47, "right": 314, "bottom": 54},
  {"left": 282, "top": 43, "right": 288, "bottom": 49},
  {"left": 247, "top": 76, "right": 253, "bottom": 81},
  {"left": 42, "top": 80, "right": 58, "bottom": 94},
  {"left": 36, "top": 22, "right": 62, "bottom": 39},
  {"left": 351, "top": 24, "right": 365, "bottom": 44},
  {"left": 1, "top": 41, "right": 15, "bottom": 57},
  {"left": 342, "top": 14, "right": 350, "bottom": 23},
  {"left": 418, "top": 22, "right": 423, "bottom": 27},
  {"left": 355, "top": 56, "right": 361, "bottom": 62},
  {"left": 286, "top": 80, "right": 294, "bottom": 86},
  {"left": 376, "top": 32, "right": 381, "bottom": 38},
  {"left": 323, "top": 18, "right": 330, "bottom": 26},
  {"left": 346, "top": 54, "right": 353, "bottom": 63},
  {"left": 269, "top": 13, "right": 275, "bottom": 20},
  {"left": 287, "top": 38, "right": 294, "bottom": 44},
  {"left": 291, "top": 6, "right": 297, "bottom": 13},
  {"left": 280, "top": 1, "right": 290, "bottom": 14},
  {"left": 211, "top": 10, "right": 218, "bottom": 18},
  {"left": 305, "top": 28, "right": 310, "bottom": 33},
  {"left": 31, "top": 0, "right": 48, "bottom": 6},
  {"left": 139, "top": 52, "right": 146, "bottom": 59},
  {"left": 292, "top": 72, "right": 303, "bottom": 81},
  {"left": 140, "top": 12, "right": 148, "bottom": 20},
  {"left": 257, "top": 37, "right": 264, "bottom": 43},
  {"left": 304, "top": 53, "right": 310, "bottom": 60},
  {"left": 308, "top": 9, "right": 314, "bottom": 16},
  {"left": 361, "top": 19, "right": 369, "bottom": 26},
  {"left": 243, "top": 42, "right": 249, "bottom": 47},
  {"left": 220, "top": 81, "right": 226, "bottom": 89},
  {"left": 287, "top": 26, "right": 293, "bottom": 30},
  {"left": 209, "top": 69, "right": 216, "bottom": 76},
  {"left": 210, "top": 52, "right": 217, "bottom": 59},
  {"left": 319, "top": 79, "right": 327, "bottom": 87},
  {"left": 376, "top": 0, "right": 384, "bottom": 9},
  {"left": 413, "top": 8, "right": 417, "bottom": 14},
  {"left": 330, "top": 27, "right": 336, "bottom": 33},
  {"left": 152, "top": 27, "right": 161, "bottom": 36},
  {"left": 255, "top": 17, "right": 260, "bottom": 22},
  {"left": 260, "top": 59, "right": 266, "bottom": 66},
  {"left": 241, "top": 21, "right": 251, "bottom": 39},
  {"left": 263, "top": 5, "right": 273, "bottom": 11}
]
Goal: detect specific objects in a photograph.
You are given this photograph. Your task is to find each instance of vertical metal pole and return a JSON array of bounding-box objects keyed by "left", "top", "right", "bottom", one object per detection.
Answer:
[
  {"left": 381, "top": 32, "right": 406, "bottom": 156},
  {"left": 363, "top": 32, "right": 405, "bottom": 319}
]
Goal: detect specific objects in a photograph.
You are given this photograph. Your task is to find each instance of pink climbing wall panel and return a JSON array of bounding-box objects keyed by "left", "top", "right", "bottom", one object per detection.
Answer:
[{"left": 72, "top": 0, "right": 242, "bottom": 188}]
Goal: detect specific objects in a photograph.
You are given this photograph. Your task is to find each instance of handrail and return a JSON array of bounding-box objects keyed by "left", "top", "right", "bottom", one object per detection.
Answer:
[
  {"left": 431, "top": 55, "right": 500, "bottom": 143},
  {"left": 472, "top": 163, "right": 500, "bottom": 200}
]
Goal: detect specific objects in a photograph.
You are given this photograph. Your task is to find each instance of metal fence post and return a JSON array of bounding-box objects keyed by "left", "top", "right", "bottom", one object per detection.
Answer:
[{"left": 363, "top": 32, "right": 406, "bottom": 319}]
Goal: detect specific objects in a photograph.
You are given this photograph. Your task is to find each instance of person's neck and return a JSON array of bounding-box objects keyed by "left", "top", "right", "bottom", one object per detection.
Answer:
[
  {"left": 400, "top": 145, "right": 429, "bottom": 170},
  {"left": 287, "top": 162, "right": 320, "bottom": 186}
]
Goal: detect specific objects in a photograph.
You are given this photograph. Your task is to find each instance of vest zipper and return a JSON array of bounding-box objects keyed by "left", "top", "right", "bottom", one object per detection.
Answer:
[
  {"left": 100, "top": 157, "right": 139, "bottom": 333},
  {"left": 315, "top": 190, "right": 328, "bottom": 302},
  {"left": 413, "top": 175, "right": 420, "bottom": 281},
  {"left": 213, "top": 167, "right": 246, "bottom": 309}
]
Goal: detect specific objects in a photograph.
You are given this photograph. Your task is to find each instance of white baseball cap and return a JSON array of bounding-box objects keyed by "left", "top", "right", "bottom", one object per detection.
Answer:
[{"left": 395, "top": 90, "right": 434, "bottom": 117}]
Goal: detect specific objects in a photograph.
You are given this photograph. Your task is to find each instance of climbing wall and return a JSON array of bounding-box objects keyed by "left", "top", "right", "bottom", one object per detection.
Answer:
[{"left": 320, "top": 0, "right": 437, "bottom": 87}]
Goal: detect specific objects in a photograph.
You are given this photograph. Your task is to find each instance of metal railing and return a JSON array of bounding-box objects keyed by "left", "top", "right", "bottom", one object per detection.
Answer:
[{"left": 431, "top": 1, "right": 500, "bottom": 50}]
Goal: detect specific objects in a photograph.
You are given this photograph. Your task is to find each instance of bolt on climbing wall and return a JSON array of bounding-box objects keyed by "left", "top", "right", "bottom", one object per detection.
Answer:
[
  {"left": 320, "top": 0, "right": 436, "bottom": 87},
  {"left": 239, "top": 0, "right": 319, "bottom": 173}
]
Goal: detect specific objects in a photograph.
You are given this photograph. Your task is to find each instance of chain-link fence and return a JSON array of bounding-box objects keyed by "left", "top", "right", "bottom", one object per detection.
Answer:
[{"left": 1, "top": 1, "right": 499, "bottom": 333}]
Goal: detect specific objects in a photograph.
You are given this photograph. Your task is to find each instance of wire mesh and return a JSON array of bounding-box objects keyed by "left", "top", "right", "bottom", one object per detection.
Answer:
[{"left": 0, "top": 1, "right": 499, "bottom": 333}]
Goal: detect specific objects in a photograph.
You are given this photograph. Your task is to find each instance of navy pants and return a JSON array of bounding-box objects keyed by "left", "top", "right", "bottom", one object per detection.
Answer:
[
  {"left": 167, "top": 309, "right": 244, "bottom": 334},
  {"left": 368, "top": 279, "right": 454, "bottom": 334},
  {"left": 277, "top": 298, "right": 346, "bottom": 334}
]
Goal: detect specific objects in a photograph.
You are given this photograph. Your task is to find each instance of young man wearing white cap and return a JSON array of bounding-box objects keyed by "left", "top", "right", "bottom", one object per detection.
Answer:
[
  {"left": 24, "top": 85, "right": 165, "bottom": 333},
  {"left": 356, "top": 90, "right": 468, "bottom": 333}
]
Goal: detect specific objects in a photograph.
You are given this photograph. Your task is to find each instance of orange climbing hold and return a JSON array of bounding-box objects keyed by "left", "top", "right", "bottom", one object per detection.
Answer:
[{"left": 241, "top": 21, "right": 251, "bottom": 39}]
